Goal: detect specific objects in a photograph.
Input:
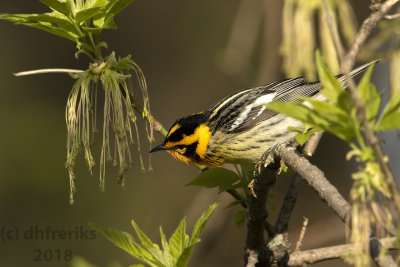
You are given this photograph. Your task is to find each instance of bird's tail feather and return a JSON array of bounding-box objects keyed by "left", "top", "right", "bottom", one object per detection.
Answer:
[{"left": 337, "top": 60, "right": 379, "bottom": 87}]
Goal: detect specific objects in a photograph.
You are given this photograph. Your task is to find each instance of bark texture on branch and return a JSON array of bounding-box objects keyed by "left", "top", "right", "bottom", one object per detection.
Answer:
[
  {"left": 279, "top": 146, "right": 351, "bottom": 220},
  {"left": 245, "top": 166, "right": 277, "bottom": 266},
  {"left": 288, "top": 237, "right": 397, "bottom": 266},
  {"left": 245, "top": 164, "right": 279, "bottom": 266},
  {"left": 274, "top": 132, "right": 324, "bottom": 235}
]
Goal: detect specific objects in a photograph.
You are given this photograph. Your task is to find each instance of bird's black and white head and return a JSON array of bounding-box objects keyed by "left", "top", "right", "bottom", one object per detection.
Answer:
[{"left": 150, "top": 112, "right": 212, "bottom": 164}]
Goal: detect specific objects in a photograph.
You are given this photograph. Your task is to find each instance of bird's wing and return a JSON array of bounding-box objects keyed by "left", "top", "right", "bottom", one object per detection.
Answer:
[
  {"left": 210, "top": 61, "right": 377, "bottom": 134},
  {"left": 209, "top": 78, "right": 319, "bottom": 133}
]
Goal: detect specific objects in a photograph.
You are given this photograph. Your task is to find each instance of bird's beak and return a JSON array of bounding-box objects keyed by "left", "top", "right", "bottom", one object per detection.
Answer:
[{"left": 149, "top": 144, "right": 168, "bottom": 153}]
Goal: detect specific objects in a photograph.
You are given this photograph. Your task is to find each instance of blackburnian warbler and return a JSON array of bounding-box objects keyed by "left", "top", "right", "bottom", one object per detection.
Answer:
[{"left": 150, "top": 63, "right": 374, "bottom": 166}]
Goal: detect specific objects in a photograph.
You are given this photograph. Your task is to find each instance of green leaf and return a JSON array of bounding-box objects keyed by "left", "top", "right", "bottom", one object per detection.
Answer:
[
  {"left": 234, "top": 209, "right": 247, "bottom": 227},
  {"left": 191, "top": 202, "right": 219, "bottom": 244},
  {"left": 316, "top": 50, "right": 344, "bottom": 103},
  {"left": 0, "top": 13, "right": 81, "bottom": 41},
  {"left": 267, "top": 98, "right": 357, "bottom": 142},
  {"left": 93, "top": 0, "right": 135, "bottom": 28},
  {"left": 1, "top": 0, "right": 132, "bottom": 45},
  {"left": 132, "top": 220, "right": 164, "bottom": 265},
  {"left": 81, "top": 26, "right": 103, "bottom": 34},
  {"left": 336, "top": 89, "right": 353, "bottom": 112},
  {"left": 176, "top": 202, "right": 219, "bottom": 267},
  {"left": 376, "top": 111, "right": 400, "bottom": 131},
  {"left": 92, "top": 203, "right": 218, "bottom": 267},
  {"left": 105, "top": 0, "right": 135, "bottom": 18},
  {"left": 288, "top": 126, "right": 316, "bottom": 146},
  {"left": 89, "top": 223, "right": 159, "bottom": 266},
  {"left": 382, "top": 89, "right": 400, "bottom": 116},
  {"left": 130, "top": 220, "right": 166, "bottom": 266},
  {"left": 23, "top": 22, "right": 79, "bottom": 41},
  {"left": 175, "top": 244, "right": 197, "bottom": 267},
  {"left": 365, "top": 84, "right": 381, "bottom": 123},
  {"left": 85, "top": 0, "right": 109, "bottom": 9},
  {"left": 0, "top": 12, "right": 70, "bottom": 26},
  {"left": 39, "top": 0, "right": 71, "bottom": 16},
  {"left": 186, "top": 167, "right": 240, "bottom": 191},
  {"left": 356, "top": 64, "right": 381, "bottom": 124},
  {"left": 278, "top": 162, "right": 289, "bottom": 175},
  {"left": 159, "top": 227, "right": 173, "bottom": 266},
  {"left": 168, "top": 219, "right": 189, "bottom": 262},
  {"left": 306, "top": 97, "right": 347, "bottom": 116},
  {"left": 239, "top": 163, "right": 255, "bottom": 179},
  {"left": 357, "top": 63, "right": 375, "bottom": 103},
  {"left": 131, "top": 220, "right": 159, "bottom": 250},
  {"left": 75, "top": 7, "right": 104, "bottom": 23},
  {"left": 376, "top": 90, "right": 400, "bottom": 131},
  {"left": 265, "top": 101, "right": 311, "bottom": 123}
]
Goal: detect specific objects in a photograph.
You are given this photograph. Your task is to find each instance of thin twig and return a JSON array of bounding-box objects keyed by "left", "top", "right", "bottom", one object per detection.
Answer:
[
  {"left": 384, "top": 13, "right": 400, "bottom": 19},
  {"left": 303, "top": 132, "right": 324, "bottom": 155},
  {"left": 274, "top": 174, "right": 302, "bottom": 235},
  {"left": 13, "top": 68, "right": 84, "bottom": 76},
  {"left": 294, "top": 217, "right": 309, "bottom": 251},
  {"left": 341, "top": 0, "right": 400, "bottom": 72},
  {"left": 288, "top": 237, "right": 397, "bottom": 266}
]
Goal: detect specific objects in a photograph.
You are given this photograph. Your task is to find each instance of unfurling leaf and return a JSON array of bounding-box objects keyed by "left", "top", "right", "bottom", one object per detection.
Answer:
[
  {"left": 92, "top": 202, "right": 219, "bottom": 267},
  {"left": 376, "top": 90, "right": 400, "bottom": 131},
  {"left": 38, "top": 0, "right": 70, "bottom": 16},
  {"left": 316, "top": 51, "right": 343, "bottom": 103},
  {"left": 356, "top": 63, "right": 381, "bottom": 124}
]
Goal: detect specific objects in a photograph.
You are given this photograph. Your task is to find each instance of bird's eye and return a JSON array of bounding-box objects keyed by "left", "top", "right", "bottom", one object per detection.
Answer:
[{"left": 175, "top": 145, "right": 187, "bottom": 154}]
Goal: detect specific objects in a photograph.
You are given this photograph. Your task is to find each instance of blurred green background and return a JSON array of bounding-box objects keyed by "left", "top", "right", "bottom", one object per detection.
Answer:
[{"left": 0, "top": 1, "right": 398, "bottom": 267}]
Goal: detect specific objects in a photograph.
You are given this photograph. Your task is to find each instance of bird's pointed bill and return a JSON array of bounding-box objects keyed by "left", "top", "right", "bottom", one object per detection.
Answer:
[{"left": 149, "top": 144, "right": 168, "bottom": 153}]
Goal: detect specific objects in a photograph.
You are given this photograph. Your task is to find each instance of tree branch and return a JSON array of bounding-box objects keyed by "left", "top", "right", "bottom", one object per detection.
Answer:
[
  {"left": 384, "top": 13, "right": 400, "bottom": 19},
  {"left": 274, "top": 174, "right": 302, "bottom": 236},
  {"left": 245, "top": 164, "right": 278, "bottom": 266},
  {"left": 341, "top": 0, "right": 400, "bottom": 73},
  {"left": 278, "top": 146, "right": 350, "bottom": 219},
  {"left": 274, "top": 132, "right": 324, "bottom": 235},
  {"left": 288, "top": 237, "right": 397, "bottom": 266}
]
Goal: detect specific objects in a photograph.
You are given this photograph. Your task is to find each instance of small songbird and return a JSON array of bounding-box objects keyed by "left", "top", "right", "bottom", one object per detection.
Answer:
[{"left": 150, "top": 62, "right": 374, "bottom": 166}]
